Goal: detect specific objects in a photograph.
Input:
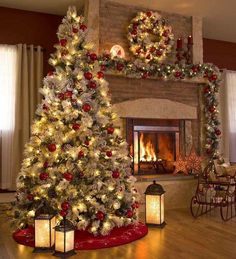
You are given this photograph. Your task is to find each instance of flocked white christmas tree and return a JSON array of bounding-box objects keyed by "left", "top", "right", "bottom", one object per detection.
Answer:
[{"left": 12, "top": 6, "right": 139, "bottom": 236}]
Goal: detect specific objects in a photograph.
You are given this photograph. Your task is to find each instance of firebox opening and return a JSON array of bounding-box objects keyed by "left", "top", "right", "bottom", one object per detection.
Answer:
[{"left": 126, "top": 119, "right": 181, "bottom": 175}]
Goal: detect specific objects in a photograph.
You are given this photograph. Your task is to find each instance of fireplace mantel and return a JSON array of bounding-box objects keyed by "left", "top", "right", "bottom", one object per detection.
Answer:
[{"left": 114, "top": 98, "right": 197, "bottom": 120}]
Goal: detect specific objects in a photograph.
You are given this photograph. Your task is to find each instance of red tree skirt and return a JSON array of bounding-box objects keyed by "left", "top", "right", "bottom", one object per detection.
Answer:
[{"left": 13, "top": 222, "right": 148, "bottom": 250}]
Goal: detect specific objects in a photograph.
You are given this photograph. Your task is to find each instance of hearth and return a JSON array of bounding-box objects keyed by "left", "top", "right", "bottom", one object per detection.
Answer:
[{"left": 126, "top": 119, "right": 181, "bottom": 175}]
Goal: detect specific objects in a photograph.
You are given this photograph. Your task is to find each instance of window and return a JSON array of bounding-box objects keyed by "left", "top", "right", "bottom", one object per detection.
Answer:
[
  {"left": 0, "top": 45, "right": 17, "bottom": 189},
  {"left": 226, "top": 71, "right": 236, "bottom": 163},
  {"left": 0, "top": 45, "right": 17, "bottom": 130}
]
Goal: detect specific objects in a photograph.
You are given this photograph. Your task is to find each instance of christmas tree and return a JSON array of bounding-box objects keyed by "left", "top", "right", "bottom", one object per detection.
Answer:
[{"left": 12, "top": 6, "right": 139, "bottom": 236}]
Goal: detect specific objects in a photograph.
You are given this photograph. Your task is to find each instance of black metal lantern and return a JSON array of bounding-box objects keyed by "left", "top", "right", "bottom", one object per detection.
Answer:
[
  {"left": 53, "top": 217, "right": 76, "bottom": 258},
  {"left": 33, "top": 204, "right": 56, "bottom": 253},
  {"left": 144, "top": 180, "right": 166, "bottom": 228}
]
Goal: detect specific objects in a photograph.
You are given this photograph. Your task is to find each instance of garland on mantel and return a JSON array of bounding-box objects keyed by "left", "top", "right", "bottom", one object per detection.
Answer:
[{"left": 98, "top": 54, "right": 221, "bottom": 161}]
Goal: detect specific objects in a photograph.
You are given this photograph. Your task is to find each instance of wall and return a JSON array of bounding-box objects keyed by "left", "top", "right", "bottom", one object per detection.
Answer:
[
  {"left": 203, "top": 38, "right": 236, "bottom": 71},
  {"left": 0, "top": 7, "right": 62, "bottom": 75},
  {"left": 99, "top": 0, "right": 192, "bottom": 62}
]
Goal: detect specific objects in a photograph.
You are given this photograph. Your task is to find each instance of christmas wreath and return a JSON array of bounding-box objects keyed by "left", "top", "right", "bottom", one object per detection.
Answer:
[{"left": 127, "top": 11, "right": 174, "bottom": 62}]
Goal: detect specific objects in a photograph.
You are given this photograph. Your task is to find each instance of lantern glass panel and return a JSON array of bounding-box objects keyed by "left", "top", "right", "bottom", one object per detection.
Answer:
[
  {"left": 35, "top": 215, "right": 56, "bottom": 248},
  {"left": 55, "top": 229, "right": 74, "bottom": 253},
  {"left": 146, "top": 194, "right": 164, "bottom": 225},
  {"left": 160, "top": 194, "right": 164, "bottom": 224}
]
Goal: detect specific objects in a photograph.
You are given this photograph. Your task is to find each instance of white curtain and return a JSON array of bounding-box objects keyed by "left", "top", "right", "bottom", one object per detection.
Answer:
[
  {"left": 0, "top": 45, "right": 17, "bottom": 189},
  {"left": 225, "top": 71, "right": 236, "bottom": 163}
]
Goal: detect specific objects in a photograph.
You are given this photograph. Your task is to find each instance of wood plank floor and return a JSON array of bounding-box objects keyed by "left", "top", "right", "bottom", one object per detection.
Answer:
[{"left": 0, "top": 207, "right": 236, "bottom": 259}]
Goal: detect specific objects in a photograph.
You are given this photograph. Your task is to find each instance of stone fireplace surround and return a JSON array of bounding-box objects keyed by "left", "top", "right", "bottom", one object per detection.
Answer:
[{"left": 108, "top": 75, "right": 199, "bottom": 210}]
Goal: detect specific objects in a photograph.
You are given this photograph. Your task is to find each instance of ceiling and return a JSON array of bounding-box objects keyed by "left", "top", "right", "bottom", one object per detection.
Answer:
[{"left": 0, "top": 0, "right": 236, "bottom": 42}]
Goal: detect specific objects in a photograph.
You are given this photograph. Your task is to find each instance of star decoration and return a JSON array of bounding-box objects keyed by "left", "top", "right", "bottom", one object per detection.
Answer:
[
  {"left": 173, "top": 155, "right": 188, "bottom": 175},
  {"left": 186, "top": 148, "right": 203, "bottom": 173}
]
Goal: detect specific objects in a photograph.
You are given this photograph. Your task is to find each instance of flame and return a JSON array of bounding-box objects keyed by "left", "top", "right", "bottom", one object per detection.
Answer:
[{"left": 140, "top": 133, "right": 157, "bottom": 161}]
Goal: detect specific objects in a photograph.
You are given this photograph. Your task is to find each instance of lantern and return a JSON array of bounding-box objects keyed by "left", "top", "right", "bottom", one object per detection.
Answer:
[
  {"left": 54, "top": 218, "right": 76, "bottom": 258},
  {"left": 144, "top": 180, "right": 166, "bottom": 228},
  {"left": 33, "top": 205, "right": 56, "bottom": 253}
]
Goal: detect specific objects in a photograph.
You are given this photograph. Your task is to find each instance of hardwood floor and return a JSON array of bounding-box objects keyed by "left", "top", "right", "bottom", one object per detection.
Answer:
[{"left": 0, "top": 206, "right": 236, "bottom": 259}]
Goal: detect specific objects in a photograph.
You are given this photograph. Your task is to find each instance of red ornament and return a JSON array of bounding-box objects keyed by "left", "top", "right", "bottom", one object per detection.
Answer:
[
  {"left": 27, "top": 194, "right": 34, "bottom": 201},
  {"left": 88, "top": 81, "right": 97, "bottom": 89},
  {"left": 48, "top": 143, "right": 56, "bottom": 152},
  {"left": 47, "top": 71, "right": 54, "bottom": 76},
  {"left": 146, "top": 11, "right": 152, "bottom": 17},
  {"left": 210, "top": 74, "right": 217, "bottom": 81},
  {"left": 156, "top": 50, "right": 163, "bottom": 56},
  {"left": 64, "top": 91, "right": 73, "bottom": 98},
  {"left": 174, "top": 71, "right": 182, "bottom": 78},
  {"left": 150, "top": 47, "right": 156, "bottom": 53},
  {"left": 142, "top": 72, "right": 149, "bottom": 79},
  {"left": 215, "top": 129, "right": 221, "bottom": 136},
  {"left": 133, "top": 23, "right": 138, "bottom": 29},
  {"left": 112, "top": 170, "right": 120, "bottom": 179},
  {"left": 58, "top": 93, "right": 64, "bottom": 100},
  {"left": 84, "top": 71, "right": 93, "bottom": 80},
  {"left": 100, "top": 64, "right": 106, "bottom": 71},
  {"left": 82, "top": 103, "right": 91, "bottom": 112},
  {"left": 72, "top": 27, "right": 78, "bottom": 33},
  {"left": 208, "top": 106, "right": 215, "bottom": 113},
  {"left": 106, "top": 151, "right": 112, "bottom": 157},
  {"left": 126, "top": 209, "right": 133, "bottom": 218},
  {"left": 63, "top": 172, "right": 73, "bottom": 182},
  {"left": 72, "top": 123, "right": 81, "bottom": 130},
  {"left": 89, "top": 53, "right": 97, "bottom": 61},
  {"left": 80, "top": 24, "right": 87, "bottom": 31},
  {"left": 96, "top": 211, "right": 105, "bottom": 221},
  {"left": 78, "top": 150, "right": 84, "bottom": 158},
  {"left": 192, "top": 66, "right": 198, "bottom": 73},
  {"left": 84, "top": 140, "right": 90, "bottom": 146},
  {"left": 162, "top": 30, "right": 169, "bottom": 37},
  {"left": 39, "top": 172, "right": 49, "bottom": 181},
  {"left": 116, "top": 63, "right": 124, "bottom": 71},
  {"left": 107, "top": 127, "right": 114, "bottom": 134},
  {"left": 43, "top": 162, "right": 49, "bottom": 168},
  {"left": 61, "top": 201, "right": 70, "bottom": 211},
  {"left": 97, "top": 71, "right": 104, "bottom": 79},
  {"left": 204, "top": 87, "right": 210, "bottom": 94},
  {"left": 59, "top": 39, "right": 67, "bottom": 47},
  {"left": 59, "top": 210, "right": 68, "bottom": 217},
  {"left": 206, "top": 149, "right": 212, "bottom": 155}
]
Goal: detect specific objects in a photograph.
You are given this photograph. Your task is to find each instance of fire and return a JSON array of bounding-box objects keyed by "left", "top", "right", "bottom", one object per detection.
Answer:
[{"left": 140, "top": 133, "right": 157, "bottom": 161}]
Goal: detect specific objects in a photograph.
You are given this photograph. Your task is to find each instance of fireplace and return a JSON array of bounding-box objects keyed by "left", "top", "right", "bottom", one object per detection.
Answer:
[{"left": 126, "top": 119, "right": 182, "bottom": 175}]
